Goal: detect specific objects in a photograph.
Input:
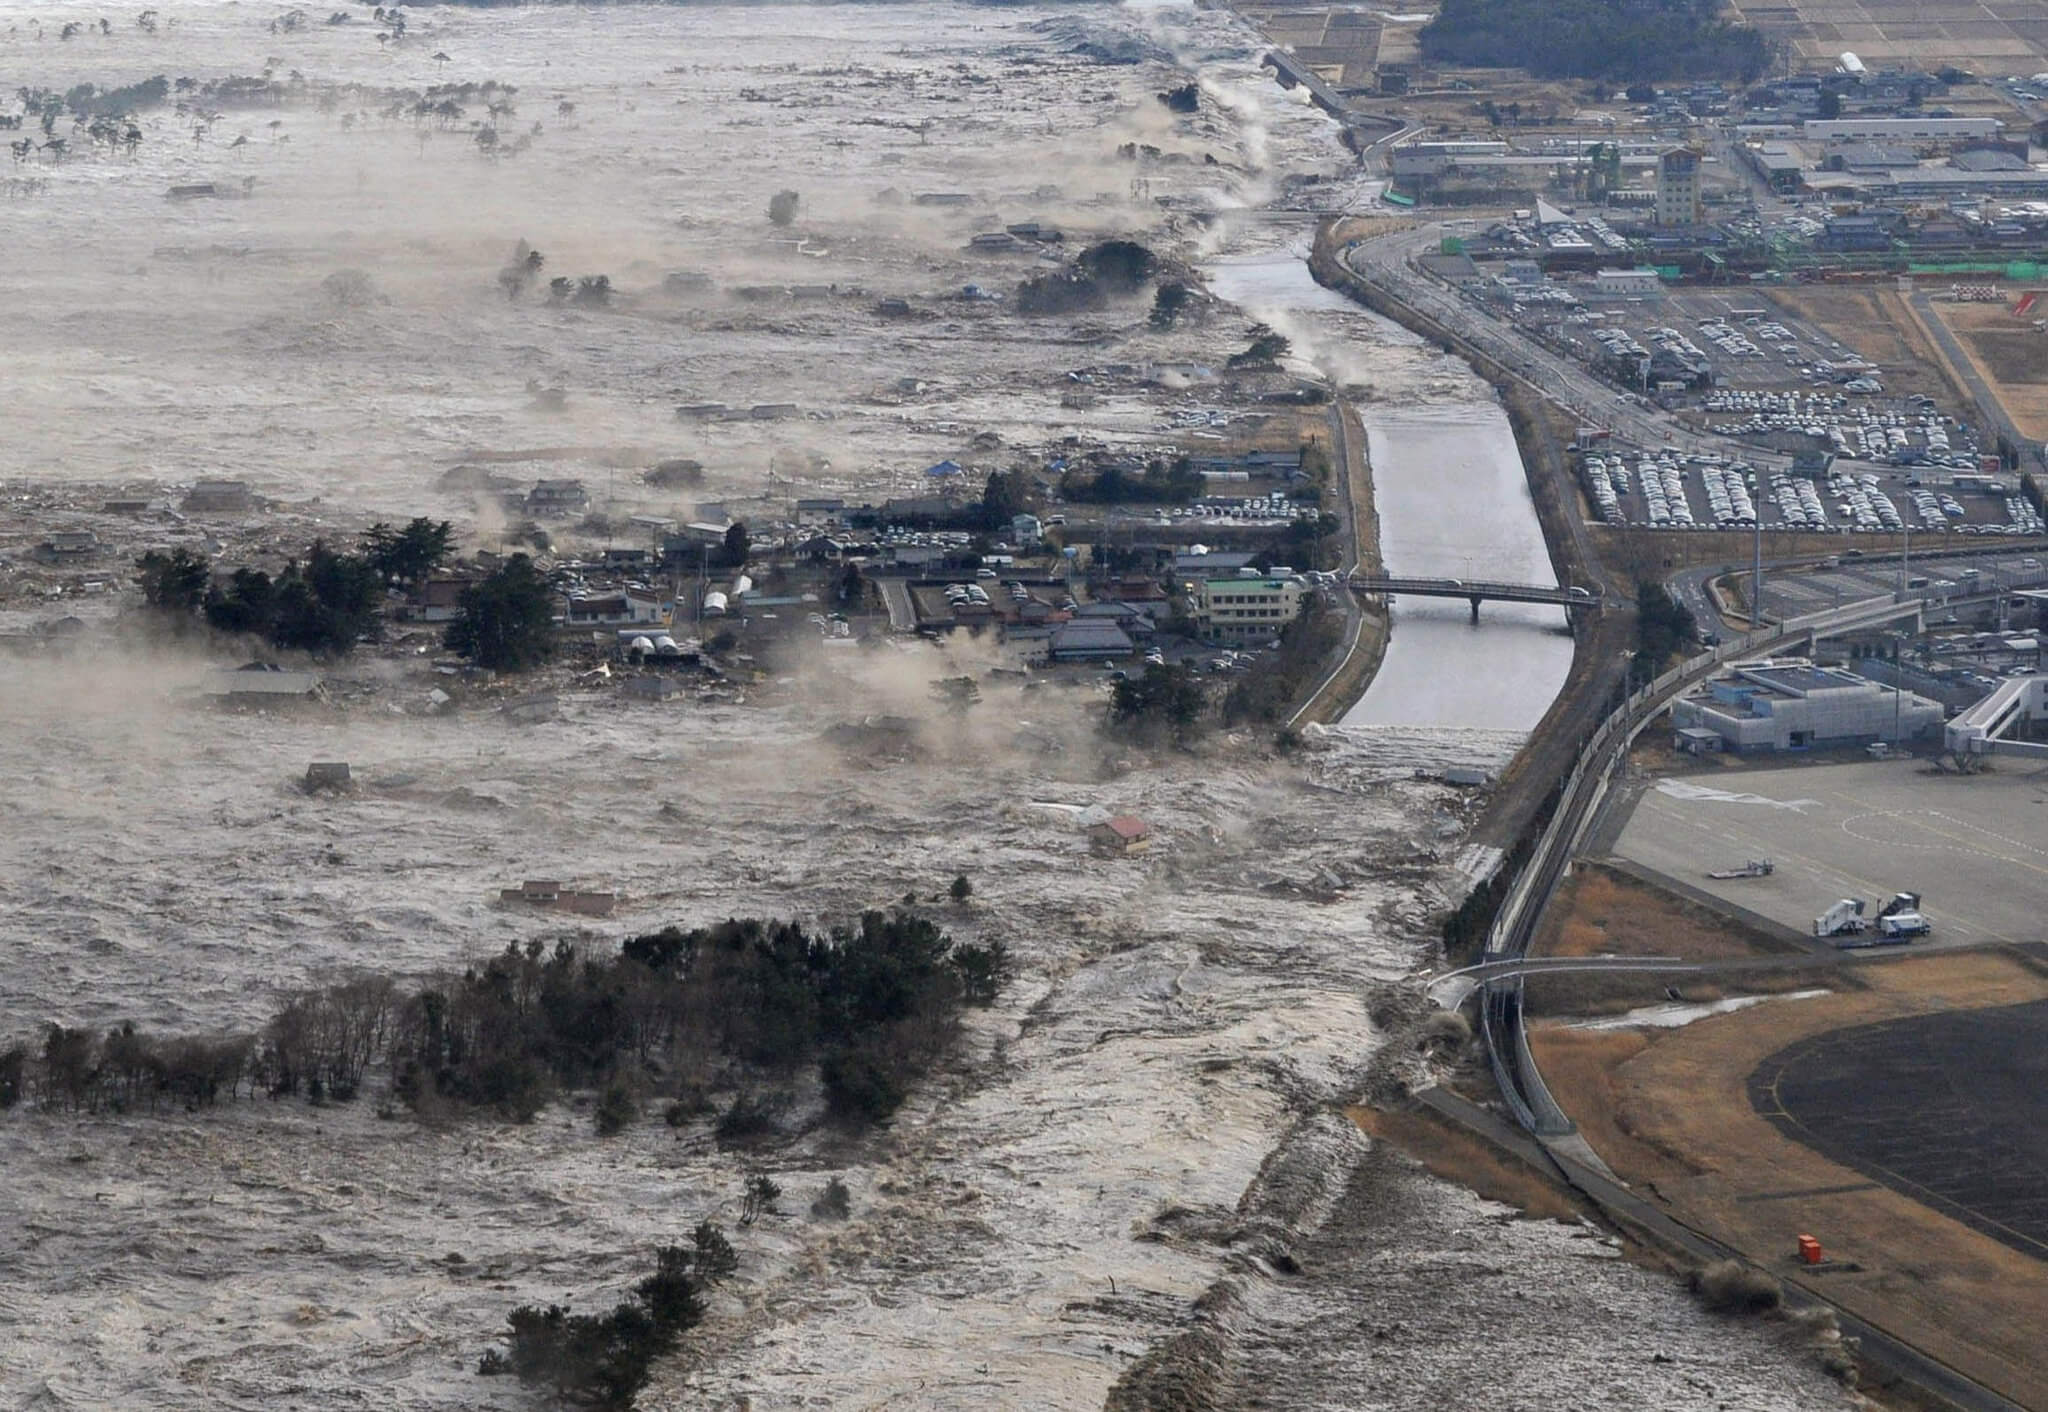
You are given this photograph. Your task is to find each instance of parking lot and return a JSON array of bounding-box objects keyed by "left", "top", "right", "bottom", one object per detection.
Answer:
[
  {"left": 1578, "top": 445, "right": 2040, "bottom": 535},
  {"left": 1611, "top": 758, "right": 2048, "bottom": 950},
  {"left": 1557, "top": 289, "right": 1896, "bottom": 398}
]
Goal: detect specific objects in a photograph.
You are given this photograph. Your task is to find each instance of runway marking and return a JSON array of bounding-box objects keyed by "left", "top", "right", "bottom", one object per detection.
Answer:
[
  {"left": 1654, "top": 779, "right": 1818, "bottom": 811},
  {"left": 1837, "top": 809, "right": 2048, "bottom": 876}
]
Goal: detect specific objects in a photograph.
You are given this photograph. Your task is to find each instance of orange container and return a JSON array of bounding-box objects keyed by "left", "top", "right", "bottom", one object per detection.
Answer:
[{"left": 1797, "top": 1235, "right": 1823, "bottom": 1265}]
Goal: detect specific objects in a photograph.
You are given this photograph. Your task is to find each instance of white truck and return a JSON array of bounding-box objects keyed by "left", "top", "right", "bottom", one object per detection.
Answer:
[
  {"left": 1813, "top": 898, "right": 1867, "bottom": 939},
  {"left": 1875, "top": 892, "right": 1930, "bottom": 940}
]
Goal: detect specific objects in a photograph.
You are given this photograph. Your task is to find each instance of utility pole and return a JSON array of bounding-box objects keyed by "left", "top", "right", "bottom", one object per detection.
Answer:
[
  {"left": 1893, "top": 629, "right": 1903, "bottom": 745},
  {"left": 1752, "top": 514, "right": 1763, "bottom": 633}
]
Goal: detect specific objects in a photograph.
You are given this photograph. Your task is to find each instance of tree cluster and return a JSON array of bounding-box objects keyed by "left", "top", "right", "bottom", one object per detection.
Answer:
[
  {"left": 1077, "top": 239, "right": 1158, "bottom": 295},
  {"left": 1015, "top": 269, "right": 1107, "bottom": 316},
  {"left": 52, "top": 75, "right": 170, "bottom": 120},
  {"left": 362, "top": 517, "right": 454, "bottom": 590},
  {"left": 399, "top": 911, "right": 1005, "bottom": 1127},
  {"left": 1632, "top": 578, "right": 1696, "bottom": 685},
  {"left": 136, "top": 518, "right": 451, "bottom": 657},
  {"left": 483, "top": 1230, "right": 732, "bottom": 1410},
  {"left": 444, "top": 553, "right": 556, "bottom": 672},
  {"left": 5, "top": 911, "right": 1008, "bottom": 1134},
  {"left": 1417, "top": 0, "right": 1775, "bottom": 82},
  {"left": 549, "top": 274, "right": 612, "bottom": 307},
  {"left": 1059, "top": 456, "right": 1204, "bottom": 506},
  {"left": 1149, "top": 281, "right": 1192, "bottom": 330},
  {"left": 1015, "top": 239, "right": 1159, "bottom": 315},
  {"left": 1227, "top": 330, "right": 1291, "bottom": 370},
  {"left": 201, "top": 541, "right": 384, "bottom": 655},
  {"left": 1108, "top": 663, "right": 1208, "bottom": 747},
  {"left": 976, "top": 469, "right": 1039, "bottom": 532}
]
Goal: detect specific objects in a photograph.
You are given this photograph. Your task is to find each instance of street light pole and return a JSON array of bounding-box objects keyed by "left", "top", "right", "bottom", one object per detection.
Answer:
[{"left": 1752, "top": 514, "right": 1763, "bottom": 632}]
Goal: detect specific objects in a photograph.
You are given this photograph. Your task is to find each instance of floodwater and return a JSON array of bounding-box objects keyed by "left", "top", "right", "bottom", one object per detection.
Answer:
[{"left": 0, "top": 4, "right": 1855, "bottom": 1409}]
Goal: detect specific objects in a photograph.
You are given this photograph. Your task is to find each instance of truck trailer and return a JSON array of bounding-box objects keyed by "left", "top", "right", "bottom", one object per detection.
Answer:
[{"left": 1813, "top": 898, "right": 1867, "bottom": 938}]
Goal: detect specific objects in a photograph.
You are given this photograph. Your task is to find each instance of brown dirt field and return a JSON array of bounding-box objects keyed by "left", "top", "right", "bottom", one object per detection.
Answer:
[
  {"left": 1348, "top": 1103, "right": 1592, "bottom": 1224},
  {"left": 1537, "top": 949, "right": 2048, "bottom": 1410},
  {"left": 1965, "top": 330, "right": 2048, "bottom": 387},
  {"left": 1764, "top": 287, "right": 1973, "bottom": 412},
  {"left": 1532, "top": 861, "right": 1788, "bottom": 963},
  {"left": 1527, "top": 1028, "right": 1693, "bottom": 1187},
  {"left": 1923, "top": 298, "right": 2048, "bottom": 442},
  {"left": 1326, "top": 214, "right": 1414, "bottom": 246}
]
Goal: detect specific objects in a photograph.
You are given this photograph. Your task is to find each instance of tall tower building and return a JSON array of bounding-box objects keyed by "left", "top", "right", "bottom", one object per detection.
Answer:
[{"left": 1656, "top": 148, "right": 1702, "bottom": 227}]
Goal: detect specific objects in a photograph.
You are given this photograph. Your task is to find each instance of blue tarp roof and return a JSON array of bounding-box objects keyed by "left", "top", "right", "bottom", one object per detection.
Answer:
[{"left": 925, "top": 460, "right": 964, "bottom": 477}]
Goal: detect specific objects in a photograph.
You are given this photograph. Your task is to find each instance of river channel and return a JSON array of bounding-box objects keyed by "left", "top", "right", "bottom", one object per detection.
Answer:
[{"left": 1205, "top": 248, "right": 1575, "bottom": 733}]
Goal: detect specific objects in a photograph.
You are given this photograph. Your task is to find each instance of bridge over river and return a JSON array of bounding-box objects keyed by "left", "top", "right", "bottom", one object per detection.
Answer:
[{"left": 1345, "top": 574, "right": 1601, "bottom": 623}]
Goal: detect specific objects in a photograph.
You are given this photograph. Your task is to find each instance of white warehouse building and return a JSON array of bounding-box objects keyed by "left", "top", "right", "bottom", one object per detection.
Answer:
[
  {"left": 1670, "top": 658, "right": 1944, "bottom": 752},
  {"left": 1802, "top": 117, "right": 2001, "bottom": 144},
  {"left": 1591, "top": 267, "right": 1663, "bottom": 299}
]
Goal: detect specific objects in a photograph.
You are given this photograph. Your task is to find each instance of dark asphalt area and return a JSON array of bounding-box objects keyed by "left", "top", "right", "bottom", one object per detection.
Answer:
[{"left": 1751, "top": 999, "right": 2048, "bottom": 1261}]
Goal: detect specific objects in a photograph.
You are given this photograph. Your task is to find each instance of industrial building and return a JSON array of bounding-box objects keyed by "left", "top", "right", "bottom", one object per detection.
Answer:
[
  {"left": 1669, "top": 658, "right": 1943, "bottom": 752},
  {"left": 1803, "top": 116, "right": 2001, "bottom": 144}
]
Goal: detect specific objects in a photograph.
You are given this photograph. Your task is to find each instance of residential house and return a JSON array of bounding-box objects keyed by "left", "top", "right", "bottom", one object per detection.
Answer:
[
  {"left": 205, "top": 664, "right": 323, "bottom": 702},
  {"left": 1089, "top": 815, "right": 1153, "bottom": 856},
  {"left": 414, "top": 575, "right": 476, "bottom": 623},
  {"left": 35, "top": 531, "right": 100, "bottom": 563},
  {"left": 1173, "top": 550, "right": 1257, "bottom": 577},
  {"left": 566, "top": 589, "right": 670, "bottom": 626},
  {"left": 1047, "top": 619, "right": 1134, "bottom": 661},
  {"left": 1073, "top": 601, "right": 1158, "bottom": 641},
  {"left": 527, "top": 479, "right": 590, "bottom": 518},
  {"left": 499, "top": 879, "right": 617, "bottom": 917},
  {"left": 182, "top": 480, "right": 254, "bottom": 514},
  {"left": 795, "top": 497, "right": 846, "bottom": 529}
]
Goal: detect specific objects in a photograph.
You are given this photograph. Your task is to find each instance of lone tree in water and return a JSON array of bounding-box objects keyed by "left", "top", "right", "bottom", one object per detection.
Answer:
[
  {"left": 445, "top": 553, "right": 556, "bottom": 671},
  {"left": 767, "top": 189, "right": 800, "bottom": 227}
]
